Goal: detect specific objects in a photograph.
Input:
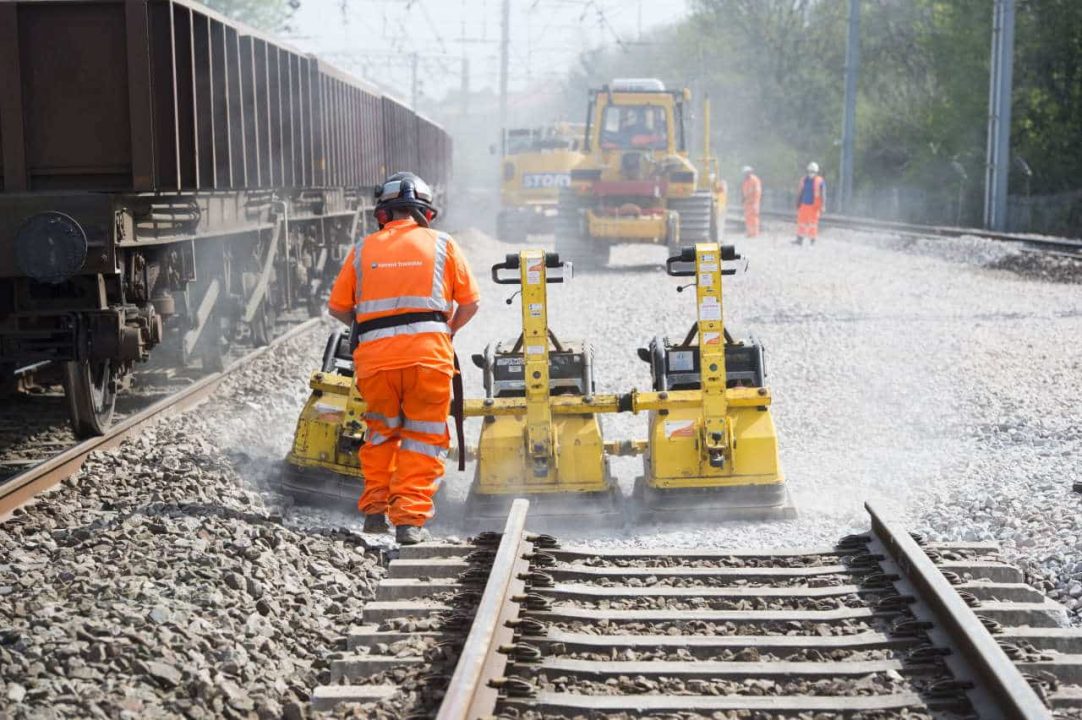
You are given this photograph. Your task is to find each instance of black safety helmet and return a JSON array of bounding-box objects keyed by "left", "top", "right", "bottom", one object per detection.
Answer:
[{"left": 373, "top": 172, "right": 439, "bottom": 228}]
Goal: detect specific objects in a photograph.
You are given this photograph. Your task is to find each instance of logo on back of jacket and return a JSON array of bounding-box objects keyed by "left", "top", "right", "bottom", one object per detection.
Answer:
[{"left": 370, "top": 260, "right": 424, "bottom": 269}]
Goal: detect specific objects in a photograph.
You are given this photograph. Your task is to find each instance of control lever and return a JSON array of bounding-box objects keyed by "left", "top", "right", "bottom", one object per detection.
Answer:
[
  {"left": 505, "top": 289, "right": 522, "bottom": 305},
  {"left": 676, "top": 282, "right": 696, "bottom": 293}
]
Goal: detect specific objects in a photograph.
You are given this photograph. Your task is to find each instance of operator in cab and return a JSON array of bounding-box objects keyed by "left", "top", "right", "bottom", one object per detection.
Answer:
[{"left": 327, "top": 172, "right": 480, "bottom": 545}]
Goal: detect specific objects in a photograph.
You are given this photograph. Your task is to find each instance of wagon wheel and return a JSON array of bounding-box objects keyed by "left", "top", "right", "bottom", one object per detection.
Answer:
[
  {"left": 250, "top": 298, "right": 275, "bottom": 347},
  {"left": 0, "top": 363, "right": 17, "bottom": 397},
  {"left": 201, "top": 310, "right": 226, "bottom": 373},
  {"left": 62, "top": 359, "right": 117, "bottom": 438}
]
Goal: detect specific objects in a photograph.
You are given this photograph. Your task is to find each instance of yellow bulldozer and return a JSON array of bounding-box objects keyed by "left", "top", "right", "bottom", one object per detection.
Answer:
[
  {"left": 557, "top": 78, "right": 727, "bottom": 266},
  {"left": 495, "top": 124, "right": 585, "bottom": 243}
]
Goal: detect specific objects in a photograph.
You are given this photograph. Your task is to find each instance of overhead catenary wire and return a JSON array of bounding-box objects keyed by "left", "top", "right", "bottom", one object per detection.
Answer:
[{"left": 299, "top": 0, "right": 685, "bottom": 103}]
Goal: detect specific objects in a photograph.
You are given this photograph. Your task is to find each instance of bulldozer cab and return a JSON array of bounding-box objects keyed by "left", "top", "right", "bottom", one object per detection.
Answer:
[{"left": 585, "top": 79, "right": 688, "bottom": 157}]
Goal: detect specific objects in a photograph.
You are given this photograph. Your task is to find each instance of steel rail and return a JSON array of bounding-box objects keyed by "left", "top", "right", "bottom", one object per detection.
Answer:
[
  {"left": 739, "top": 209, "right": 1082, "bottom": 256},
  {"left": 436, "top": 498, "right": 531, "bottom": 720},
  {"left": 0, "top": 317, "right": 323, "bottom": 520},
  {"left": 866, "top": 500, "right": 1051, "bottom": 719}
]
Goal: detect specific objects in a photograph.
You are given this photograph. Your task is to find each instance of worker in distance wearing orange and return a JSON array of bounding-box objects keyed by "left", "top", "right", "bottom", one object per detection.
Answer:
[
  {"left": 795, "top": 161, "right": 825, "bottom": 246},
  {"left": 741, "top": 166, "right": 762, "bottom": 238},
  {"left": 327, "top": 172, "right": 480, "bottom": 545}
]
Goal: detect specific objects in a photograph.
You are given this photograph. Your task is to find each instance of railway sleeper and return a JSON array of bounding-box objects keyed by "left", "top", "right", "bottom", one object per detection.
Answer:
[{"left": 310, "top": 531, "right": 521, "bottom": 716}]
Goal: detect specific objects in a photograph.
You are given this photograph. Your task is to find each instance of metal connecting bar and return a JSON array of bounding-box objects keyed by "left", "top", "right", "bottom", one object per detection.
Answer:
[
  {"left": 0, "top": 318, "right": 323, "bottom": 520},
  {"left": 436, "top": 498, "right": 531, "bottom": 720},
  {"left": 865, "top": 501, "right": 1051, "bottom": 719},
  {"left": 462, "top": 386, "right": 771, "bottom": 419}
]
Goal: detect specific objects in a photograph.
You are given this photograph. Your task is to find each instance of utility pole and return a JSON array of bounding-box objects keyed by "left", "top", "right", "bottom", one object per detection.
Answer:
[
  {"left": 838, "top": 0, "right": 860, "bottom": 214},
  {"left": 499, "top": 0, "right": 510, "bottom": 135},
  {"left": 410, "top": 52, "right": 419, "bottom": 110},
  {"left": 460, "top": 56, "right": 470, "bottom": 119},
  {"left": 983, "top": 0, "right": 1016, "bottom": 231}
]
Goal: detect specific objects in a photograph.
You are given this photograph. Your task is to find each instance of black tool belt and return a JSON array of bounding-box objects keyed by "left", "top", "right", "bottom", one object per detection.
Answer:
[{"left": 355, "top": 311, "right": 447, "bottom": 336}]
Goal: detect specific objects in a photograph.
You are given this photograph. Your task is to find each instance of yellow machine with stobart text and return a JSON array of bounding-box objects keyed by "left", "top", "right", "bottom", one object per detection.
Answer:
[
  {"left": 557, "top": 79, "right": 727, "bottom": 266},
  {"left": 496, "top": 124, "right": 585, "bottom": 243}
]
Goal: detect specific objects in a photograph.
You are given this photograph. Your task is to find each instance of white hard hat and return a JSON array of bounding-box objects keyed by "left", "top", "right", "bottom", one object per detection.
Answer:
[
  {"left": 742, "top": 166, "right": 753, "bottom": 174},
  {"left": 806, "top": 161, "right": 820, "bottom": 174}
]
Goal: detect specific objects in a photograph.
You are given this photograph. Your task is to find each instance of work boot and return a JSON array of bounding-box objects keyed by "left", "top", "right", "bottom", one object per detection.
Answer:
[
  {"left": 396, "top": 525, "right": 432, "bottom": 545},
  {"left": 793, "top": 236, "right": 803, "bottom": 246},
  {"left": 362, "top": 513, "right": 391, "bottom": 534}
]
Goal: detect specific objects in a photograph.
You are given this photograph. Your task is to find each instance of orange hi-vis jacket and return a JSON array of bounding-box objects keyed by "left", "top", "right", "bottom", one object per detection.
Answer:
[
  {"left": 742, "top": 174, "right": 762, "bottom": 208},
  {"left": 328, "top": 218, "right": 480, "bottom": 378}
]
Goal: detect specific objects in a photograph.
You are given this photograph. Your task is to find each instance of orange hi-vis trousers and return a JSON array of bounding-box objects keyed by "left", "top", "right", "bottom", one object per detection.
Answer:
[
  {"left": 744, "top": 204, "right": 761, "bottom": 237},
  {"left": 357, "top": 366, "right": 451, "bottom": 527},
  {"left": 796, "top": 203, "right": 822, "bottom": 239}
]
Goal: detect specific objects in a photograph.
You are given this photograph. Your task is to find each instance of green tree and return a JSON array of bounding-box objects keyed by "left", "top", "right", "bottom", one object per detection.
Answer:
[
  {"left": 203, "top": 0, "right": 299, "bottom": 32},
  {"left": 556, "top": 0, "right": 1082, "bottom": 228},
  {"left": 1013, "top": 0, "right": 1082, "bottom": 194}
]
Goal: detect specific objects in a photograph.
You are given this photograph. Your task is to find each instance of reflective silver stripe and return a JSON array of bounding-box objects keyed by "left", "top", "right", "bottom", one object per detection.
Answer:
[
  {"left": 401, "top": 437, "right": 445, "bottom": 458},
  {"left": 403, "top": 418, "right": 446, "bottom": 435},
  {"left": 357, "top": 321, "right": 451, "bottom": 344},
  {"left": 352, "top": 237, "right": 366, "bottom": 315},
  {"left": 430, "top": 233, "right": 449, "bottom": 306},
  {"left": 355, "top": 295, "right": 448, "bottom": 314},
  {"left": 368, "top": 431, "right": 391, "bottom": 446},
  {"left": 365, "top": 412, "right": 402, "bottom": 429}
]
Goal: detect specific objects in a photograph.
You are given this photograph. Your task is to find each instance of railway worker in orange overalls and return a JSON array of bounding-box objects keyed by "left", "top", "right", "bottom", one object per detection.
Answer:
[
  {"left": 741, "top": 166, "right": 762, "bottom": 238},
  {"left": 795, "top": 161, "right": 825, "bottom": 246},
  {"left": 327, "top": 172, "right": 480, "bottom": 545}
]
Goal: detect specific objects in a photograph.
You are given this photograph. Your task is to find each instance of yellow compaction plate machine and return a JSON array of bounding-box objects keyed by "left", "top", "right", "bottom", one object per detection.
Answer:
[{"left": 280, "top": 244, "right": 794, "bottom": 523}]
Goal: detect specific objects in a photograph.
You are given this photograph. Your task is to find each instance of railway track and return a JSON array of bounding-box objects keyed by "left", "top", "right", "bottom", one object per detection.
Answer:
[
  {"left": 743, "top": 209, "right": 1082, "bottom": 258},
  {"left": 319, "top": 499, "right": 1082, "bottom": 719},
  {"left": 0, "top": 316, "right": 323, "bottom": 519}
]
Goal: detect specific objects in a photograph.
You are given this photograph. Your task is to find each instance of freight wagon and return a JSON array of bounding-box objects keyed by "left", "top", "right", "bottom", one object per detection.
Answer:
[{"left": 0, "top": 0, "right": 452, "bottom": 435}]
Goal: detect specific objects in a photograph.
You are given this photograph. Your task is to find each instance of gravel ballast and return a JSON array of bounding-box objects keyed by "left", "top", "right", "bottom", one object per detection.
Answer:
[
  {"left": 0, "top": 328, "right": 384, "bottom": 719},
  {"left": 1, "top": 217, "right": 1079, "bottom": 718}
]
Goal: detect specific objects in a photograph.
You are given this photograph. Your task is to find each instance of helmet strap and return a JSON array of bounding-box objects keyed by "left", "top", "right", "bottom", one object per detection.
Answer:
[{"left": 408, "top": 208, "right": 430, "bottom": 228}]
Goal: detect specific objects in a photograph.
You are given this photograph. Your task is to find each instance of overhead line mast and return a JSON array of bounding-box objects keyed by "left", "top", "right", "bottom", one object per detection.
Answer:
[
  {"left": 984, "top": 0, "right": 1016, "bottom": 231},
  {"left": 499, "top": 0, "right": 510, "bottom": 135}
]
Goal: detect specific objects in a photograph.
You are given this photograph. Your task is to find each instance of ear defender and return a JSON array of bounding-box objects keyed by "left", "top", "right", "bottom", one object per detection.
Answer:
[{"left": 374, "top": 207, "right": 391, "bottom": 227}]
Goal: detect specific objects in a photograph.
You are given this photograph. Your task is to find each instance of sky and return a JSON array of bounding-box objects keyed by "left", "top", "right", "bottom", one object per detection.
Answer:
[{"left": 285, "top": 0, "right": 691, "bottom": 105}]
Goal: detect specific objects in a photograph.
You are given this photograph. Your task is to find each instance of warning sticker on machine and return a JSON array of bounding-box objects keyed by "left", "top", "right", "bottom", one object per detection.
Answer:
[
  {"left": 699, "top": 296, "right": 722, "bottom": 321},
  {"left": 664, "top": 419, "right": 696, "bottom": 439},
  {"left": 528, "top": 303, "right": 543, "bottom": 317},
  {"left": 699, "top": 272, "right": 714, "bottom": 286},
  {"left": 313, "top": 402, "right": 344, "bottom": 422},
  {"left": 699, "top": 262, "right": 718, "bottom": 272},
  {"left": 527, "top": 260, "right": 543, "bottom": 285},
  {"left": 526, "top": 345, "right": 545, "bottom": 355},
  {"left": 702, "top": 331, "right": 722, "bottom": 346}
]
